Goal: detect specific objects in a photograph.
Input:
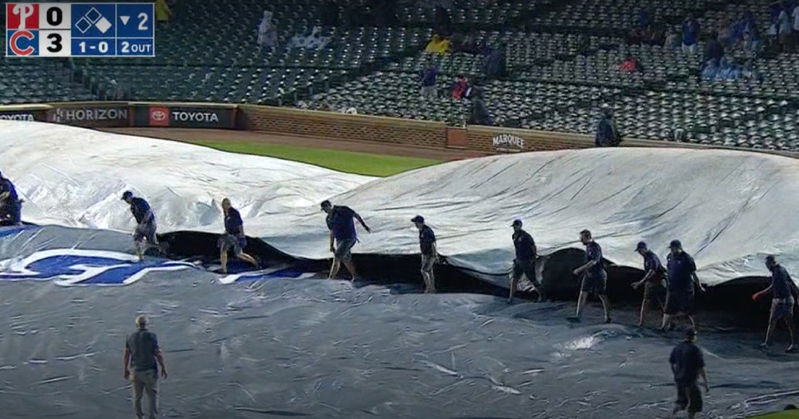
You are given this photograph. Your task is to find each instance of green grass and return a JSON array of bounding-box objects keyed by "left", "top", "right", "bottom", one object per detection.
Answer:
[
  {"left": 187, "top": 140, "right": 442, "bottom": 177},
  {"left": 749, "top": 412, "right": 799, "bottom": 418}
]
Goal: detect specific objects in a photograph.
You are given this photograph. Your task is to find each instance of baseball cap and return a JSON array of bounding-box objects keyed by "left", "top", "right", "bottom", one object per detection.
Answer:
[
  {"left": 766, "top": 255, "right": 776, "bottom": 264},
  {"left": 121, "top": 191, "right": 133, "bottom": 200},
  {"left": 411, "top": 215, "right": 425, "bottom": 223},
  {"left": 685, "top": 328, "right": 697, "bottom": 338},
  {"left": 669, "top": 239, "right": 682, "bottom": 249},
  {"left": 635, "top": 241, "right": 647, "bottom": 251},
  {"left": 320, "top": 200, "right": 331, "bottom": 210},
  {"left": 511, "top": 219, "right": 522, "bottom": 227}
]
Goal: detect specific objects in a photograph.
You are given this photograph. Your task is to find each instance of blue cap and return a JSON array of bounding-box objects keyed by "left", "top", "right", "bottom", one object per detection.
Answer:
[
  {"left": 411, "top": 215, "right": 425, "bottom": 223},
  {"left": 766, "top": 255, "right": 776, "bottom": 264},
  {"left": 121, "top": 190, "right": 133, "bottom": 200},
  {"left": 320, "top": 200, "right": 331, "bottom": 210},
  {"left": 669, "top": 239, "right": 682, "bottom": 249},
  {"left": 512, "top": 219, "right": 522, "bottom": 227},
  {"left": 635, "top": 241, "right": 647, "bottom": 251}
]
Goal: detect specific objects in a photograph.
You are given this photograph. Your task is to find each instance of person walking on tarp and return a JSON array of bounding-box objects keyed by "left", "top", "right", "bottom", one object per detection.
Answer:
[
  {"left": 508, "top": 219, "right": 545, "bottom": 303},
  {"left": 124, "top": 315, "right": 168, "bottom": 419},
  {"left": 218, "top": 198, "right": 259, "bottom": 274},
  {"left": 322, "top": 200, "right": 371, "bottom": 281},
  {"left": 669, "top": 329, "right": 709, "bottom": 419},
  {"left": 661, "top": 240, "right": 705, "bottom": 332},
  {"left": 412, "top": 215, "right": 438, "bottom": 293},
  {"left": 122, "top": 191, "right": 158, "bottom": 261},
  {"left": 631, "top": 241, "right": 667, "bottom": 327},
  {"left": 570, "top": 229, "right": 612, "bottom": 323},
  {"left": 0, "top": 171, "right": 21, "bottom": 226},
  {"left": 752, "top": 255, "right": 798, "bottom": 352}
]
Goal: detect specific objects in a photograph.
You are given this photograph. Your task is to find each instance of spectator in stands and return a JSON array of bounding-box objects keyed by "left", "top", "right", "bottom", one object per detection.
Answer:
[
  {"left": 682, "top": 15, "right": 701, "bottom": 54},
  {"left": 484, "top": 45, "right": 507, "bottom": 80},
  {"left": 629, "top": 25, "right": 645, "bottom": 45},
  {"left": 637, "top": 8, "right": 652, "bottom": 29},
  {"left": 595, "top": 107, "right": 620, "bottom": 147},
  {"left": 468, "top": 88, "right": 492, "bottom": 126},
  {"left": 742, "top": 27, "right": 763, "bottom": 55},
  {"left": 704, "top": 32, "right": 724, "bottom": 63},
  {"left": 778, "top": 2, "right": 794, "bottom": 52},
  {"left": 701, "top": 59, "right": 720, "bottom": 81},
  {"left": 257, "top": 11, "right": 278, "bottom": 52},
  {"left": 425, "top": 34, "right": 451, "bottom": 54},
  {"left": 420, "top": 62, "right": 439, "bottom": 99},
  {"left": 646, "top": 19, "right": 667, "bottom": 46},
  {"left": 717, "top": 18, "right": 736, "bottom": 47},
  {"left": 451, "top": 74, "right": 470, "bottom": 100},
  {"left": 742, "top": 60, "right": 764, "bottom": 83},
  {"left": 321, "top": 0, "right": 339, "bottom": 26},
  {"left": 665, "top": 27, "right": 681, "bottom": 49},
  {"left": 435, "top": 6, "right": 453, "bottom": 37},
  {"left": 155, "top": 0, "right": 172, "bottom": 23},
  {"left": 619, "top": 55, "right": 643, "bottom": 73},
  {"left": 718, "top": 57, "right": 742, "bottom": 80}
]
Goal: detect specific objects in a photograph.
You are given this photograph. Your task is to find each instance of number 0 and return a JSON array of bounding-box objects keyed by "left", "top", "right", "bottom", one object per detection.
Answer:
[
  {"left": 46, "top": 7, "right": 63, "bottom": 26},
  {"left": 138, "top": 12, "right": 149, "bottom": 31}
]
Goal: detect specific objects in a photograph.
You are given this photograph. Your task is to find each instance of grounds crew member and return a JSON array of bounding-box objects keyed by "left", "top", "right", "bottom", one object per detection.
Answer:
[
  {"left": 0, "top": 171, "right": 21, "bottom": 226},
  {"left": 219, "top": 198, "right": 259, "bottom": 274},
  {"left": 669, "top": 328, "right": 709, "bottom": 419},
  {"left": 412, "top": 215, "right": 438, "bottom": 293},
  {"left": 752, "top": 255, "right": 798, "bottom": 352},
  {"left": 508, "top": 219, "right": 544, "bottom": 303},
  {"left": 661, "top": 240, "right": 705, "bottom": 332},
  {"left": 124, "top": 315, "right": 168, "bottom": 419},
  {"left": 322, "top": 200, "right": 371, "bottom": 281},
  {"left": 570, "top": 229, "right": 612, "bottom": 323},
  {"left": 122, "top": 191, "right": 158, "bottom": 261},
  {"left": 631, "top": 241, "right": 667, "bottom": 327}
]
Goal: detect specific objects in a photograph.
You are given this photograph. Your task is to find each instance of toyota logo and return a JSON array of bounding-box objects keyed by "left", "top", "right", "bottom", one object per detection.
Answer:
[{"left": 151, "top": 110, "right": 167, "bottom": 121}]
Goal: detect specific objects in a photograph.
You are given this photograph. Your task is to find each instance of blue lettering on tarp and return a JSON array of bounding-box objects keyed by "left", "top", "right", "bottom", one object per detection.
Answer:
[{"left": 0, "top": 225, "right": 36, "bottom": 238}]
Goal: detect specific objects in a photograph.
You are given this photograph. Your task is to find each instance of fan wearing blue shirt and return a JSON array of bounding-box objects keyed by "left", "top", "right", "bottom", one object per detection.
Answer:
[
  {"left": 0, "top": 171, "right": 21, "bottom": 226},
  {"left": 321, "top": 200, "right": 371, "bottom": 281},
  {"left": 218, "top": 198, "right": 259, "bottom": 274},
  {"left": 571, "top": 229, "right": 612, "bottom": 323},
  {"left": 121, "top": 191, "right": 158, "bottom": 261},
  {"left": 412, "top": 215, "right": 438, "bottom": 293}
]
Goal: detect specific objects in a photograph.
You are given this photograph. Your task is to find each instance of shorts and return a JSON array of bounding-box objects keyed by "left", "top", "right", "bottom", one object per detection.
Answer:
[
  {"left": 334, "top": 238, "right": 356, "bottom": 261},
  {"left": 421, "top": 254, "right": 436, "bottom": 274},
  {"left": 675, "top": 381, "right": 703, "bottom": 414},
  {"left": 665, "top": 290, "right": 695, "bottom": 315},
  {"left": 770, "top": 298, "right": 795, "bottom": 321},
  {"left": 512, "top": 259, "right": 540, "bottom": 286},
  {"left": 218, "top": 233, "right": 246, "bottom": 254},
  {"left": 581, "top": 274, "right": 607, "bottom": 295},
  {"left": 643, "top": 280, "right": 667, "bottom": 306},
  {"left": 133, "top": 220, "right": 157, "bottom": 244}
]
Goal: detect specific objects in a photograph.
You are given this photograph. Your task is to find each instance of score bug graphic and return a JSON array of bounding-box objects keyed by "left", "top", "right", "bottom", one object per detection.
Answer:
[{"left": 6, "top": 2, "right": 155, "bottom": 57}]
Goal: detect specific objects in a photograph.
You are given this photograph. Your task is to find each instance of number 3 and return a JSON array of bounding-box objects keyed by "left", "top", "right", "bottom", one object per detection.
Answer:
[{"left": 47, "top": 33, "right": 62, "bottom": 53}]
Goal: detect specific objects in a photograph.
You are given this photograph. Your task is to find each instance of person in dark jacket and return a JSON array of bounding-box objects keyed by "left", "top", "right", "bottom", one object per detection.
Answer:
[
  {"left": 752, "top": 255, "right": 798, "bottom": 352},
  {"left": 412, "top": 215, "right": 438, "bottom": 293},
  {"left": 124, "top": 315, "right": 168, "bottom": 419},
  {"left": 508, "top": 219, "right": 544, "bottom": 303},
  {"left": 661, "top": 240, "right": 706, "bottom": 332},
  {"left": 468, "top": 88, "right": 493, "bottom": 125},
  {"left": 0, "top": 170, "right": 21, "bottom": 226},
  {"left": 670, "top": 329, "right": 709, "bottom": 419},
  {"left": 570, "top": 229, "right": 612, "bottom": 323},
  {"left": 322, "top": 200, "right": 371, "bottom": 281},
  {"left": 218, "top": 198, "right": 259, "bottom": 274},
  {"left": 122, "top": 191, "right": 158, "bottom": 261},
  {"left": 484, "top": 45, "right": 507, "bottom": 80},
  {"left": 595, "top": 107, "right": 621, "bottom": 147},
  {"left": 631, "top": 241, "right": 667, "bottom": 327}
]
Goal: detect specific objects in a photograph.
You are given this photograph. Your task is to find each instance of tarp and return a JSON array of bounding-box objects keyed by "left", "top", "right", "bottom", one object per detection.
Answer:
[{"left": 2, "top": 121, "right": 798, "bottom": 287}]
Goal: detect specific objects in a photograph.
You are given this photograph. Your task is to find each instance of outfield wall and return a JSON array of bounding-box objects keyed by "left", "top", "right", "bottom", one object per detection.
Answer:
[{"left": 1, "top": 101, "right": 792, "bottom": 157}]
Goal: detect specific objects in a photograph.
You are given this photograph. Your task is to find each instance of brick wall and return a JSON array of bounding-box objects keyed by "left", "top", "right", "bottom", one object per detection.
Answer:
[
  {"left": 466, "top": 125, "right": 595, "bottom": 152},
  {"left": 238, "top": 105, "right": 448, "bottom": 148}
]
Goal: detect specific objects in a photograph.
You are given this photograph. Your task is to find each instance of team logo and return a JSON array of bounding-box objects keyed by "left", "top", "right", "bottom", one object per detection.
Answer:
[
  {"left": 0, "top": 248, "right": 196, "bottom": 286},
  {"left": 8, "top": 30, "right": 37, "bottom": 56},
  {"left": 149, "top": 106, "right": 170, "bottom": 126},
  {"left": 7, "top": 3, "right": 39, "bottom": 30}
]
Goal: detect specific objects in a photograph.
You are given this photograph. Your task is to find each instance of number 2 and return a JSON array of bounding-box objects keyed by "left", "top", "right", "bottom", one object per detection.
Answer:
[
  {"left": 138, "top": 12, "right": 149, "bottom": 31},
  {"left": 121, "top": 41, "right": 129, "bottom": 53}
]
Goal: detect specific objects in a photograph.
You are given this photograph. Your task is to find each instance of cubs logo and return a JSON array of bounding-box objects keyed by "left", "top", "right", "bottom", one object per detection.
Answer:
[{"left": 8, "top": 30, "right": 37, "bottom": 56}]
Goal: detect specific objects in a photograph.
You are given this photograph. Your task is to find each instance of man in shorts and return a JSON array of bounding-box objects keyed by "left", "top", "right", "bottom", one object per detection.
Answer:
[
  {"left": 570, "top": 229, "right": 612, "bottom": 323},
  {"left": 661, "top": 240, "right": 705, "bottom": 332},
  {"left": 670, "top": 328, "right": 709, "bottom": 419},
  {"left": 753, "top": 255, "right": 798, "bottom": 352},
  {"left": 0, "top": 170, "right": 22, "bottom": 226},
  {"left": 122, "top": 191, "right": 158, "bottom": 261},
  {"left": 412, "top": 215, "right": 438, "bottom": 293},
  {"left": 322, "top": 200, "right": 370, "bottom": 281},
  {"left": 218, "top": 198, "right": 259, "bottom": 274},
  {"left": 508, "top": 219, "right": 544, "bottom": 303},
  {"left": 631, "top": 241, "right": 667, "bottom": 327}
]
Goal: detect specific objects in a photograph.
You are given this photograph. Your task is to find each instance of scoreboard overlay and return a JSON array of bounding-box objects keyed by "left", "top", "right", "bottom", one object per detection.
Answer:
[{"left": 6, "top": 2, "right": 155, "bottom": 57}]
